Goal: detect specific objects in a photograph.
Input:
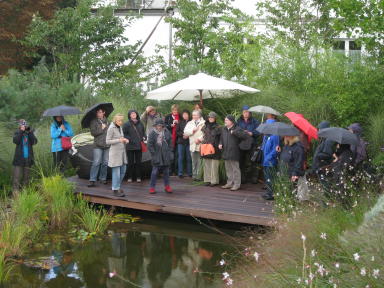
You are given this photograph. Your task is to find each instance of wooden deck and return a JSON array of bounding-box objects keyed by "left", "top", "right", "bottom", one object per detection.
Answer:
[{"left": 68, "top": 176, "right": 276, "bottom": 226}]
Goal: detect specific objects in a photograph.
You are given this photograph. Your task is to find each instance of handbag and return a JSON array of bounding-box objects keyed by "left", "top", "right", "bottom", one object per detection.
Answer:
[
  {"left": 251, "top": 148, "right": 263, "bottom": 163},
  {"left": 132, "top": 123, "right": 147, "bottom": 152},
  {"left": 200, "top": 143, "right": 215, "bottom": 156},
  {"left": 61, "top": 136, "right": 72, "bottom": 150}
]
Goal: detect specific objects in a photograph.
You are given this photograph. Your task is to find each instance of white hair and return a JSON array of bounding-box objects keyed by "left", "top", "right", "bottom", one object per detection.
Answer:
[{"left": 192, "top": 110, "right": 201, "bottom": 117}]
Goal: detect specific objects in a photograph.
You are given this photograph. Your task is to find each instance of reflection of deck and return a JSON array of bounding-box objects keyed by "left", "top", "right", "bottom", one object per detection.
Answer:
[{"left": 68, "top": 176, "right": 276, "bottom": 226}]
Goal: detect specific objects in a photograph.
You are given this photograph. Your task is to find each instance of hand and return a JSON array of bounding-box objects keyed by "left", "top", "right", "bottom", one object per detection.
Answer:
[
  {"left": 195, "top": 139, "right": 201, "bottom": 144},
  {"left": 20, "top": 125, "right": 26, "bottom": 131},
  {"left": 193, "top": 127, "right": 198, "bottom": 133},
  {"left": 146, "top": 106, "right": 153, "bottom": 113},
  {"left": 183, "top": 135, "right": 189, "bottom": 139},
  {"left": 332, "top": 153, "right": 338, "bottom": 162},
  {"left": 276, "top": 146, "right": 281, "bottom": 153},
  {"left": 291, "top": 176, "right": 299, "bottom": 182},
  {"left": 218, "top": 144, "right": 223, "bottom": 150},
  {"left": 124, "top": 138, "right": 129, "bottom": 144},
  {"left": 171, "top": 124, "right": 176, "bottom": 127},
  {"left": 247, "top": 131, "right": 253, "bottom": 136},
  {"left": 60, "top": 124, "right": 66, "bottom": 131},
  {"left": 174, "top": 120, "right": 179, "bottom": 124},
  {"left": 101, "top": 124, "right": 106, "bottom": 130},
  {"left": 120, "top": 137, "right": 126, "bottom": 143}
]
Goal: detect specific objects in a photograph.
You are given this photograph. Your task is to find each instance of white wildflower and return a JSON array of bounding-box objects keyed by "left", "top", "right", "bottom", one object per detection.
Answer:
[
  {"left": 222, "top": 272, "right": 230, "bottom": 280},
  {"left": 353, "top": 253, "right": 360, "bottom": 261},
  {"left": 335, "top": 263, "right": 340, "bottom": 269},
  {"left": 320, "top": 232, "right": 327, "bottom": 240},
  {"left": 220, "top": 259, "right": 226, "bottom": 266},
  {"left": 253, "top": 252, "right": 260, "bottom": 262},
  {"left": 301, "top": 233, "right": 306, "bottom": 241},
  {"left": 311, "top": 249, "right": 317, "bottom": 257},
  {"left": 360, "top": 267, "right": 366, "bottom": 276},
  {"left": 372, "top": 269, "right": 380, "bottom": 279},
  {"left": 226, "top": 278, "right": 233, "bottom": 286}
]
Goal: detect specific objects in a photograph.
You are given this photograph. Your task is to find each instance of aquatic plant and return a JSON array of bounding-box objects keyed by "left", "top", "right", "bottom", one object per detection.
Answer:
[
  {"left": 75, "top": 197, "right": 112, "bottom": 237},
  {"left": 0, "top": 250, "right": 14, "bottom": 284},
  {"left": 41, "top": 175, "right": 75, "bottom": 228}
]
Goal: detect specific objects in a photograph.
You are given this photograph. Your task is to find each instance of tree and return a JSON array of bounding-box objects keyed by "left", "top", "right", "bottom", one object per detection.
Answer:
[
  {"left": 256, "top": 0, "right": 337, "bottom": 48},
  {"left": 23, "top": 0, "right": 145, "bottom": 89},
  {"left": 330, "top": 0, "right": 384, "bottom": 59},
  {"left": 156, "top": 0, "right": 256, "bottom": 81}
]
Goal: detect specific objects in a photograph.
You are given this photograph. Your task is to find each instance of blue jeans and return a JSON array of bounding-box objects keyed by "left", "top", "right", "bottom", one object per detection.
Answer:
[
  {"left": 150, "top": 166, "right": 170, "bottom": 188},
  {"left": 89, "top": 148, "right": 109, "bottom": 182},
  {"left": 177, "top": 144, "right": 192, "bottom": 176},
  {"left": 111, "top": 165, "right": 126, "bottom": 191},
  {"left": 263, "top": 166, "right": 276, "bottom": 196}
]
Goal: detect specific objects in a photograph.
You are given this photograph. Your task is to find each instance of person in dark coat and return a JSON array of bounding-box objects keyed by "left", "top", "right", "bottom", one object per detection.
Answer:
[
  {"left": 279, "top": 135, "right": 306, "bottom": 182},
  {"left": 147, "top": 119, "right": 173, "bottom": 194},
  {"left": 88, "top": 108, "right": 110, "bottom": 187},
  {"left": 348, "top": 123, "right": 368, "bottom": 166},
  {"left": 219, "top": 115, "right": 248, "bottom": 191},
  {"left": 123, "top": 110, "right": 146, "bottom": 183},
  {"left": 312, "top": 121, "right": 336, "bottom": 172},
  {"left": 164, "top": 104, "right": 180, "bottom": 176},
  {"left": 12, "top": 119, "right": 38, "bottom": 196},
  {"left": 237, "top": 105, "right": 260, "bottom": 184},
  {"left": 176, "top": 110, "right": 192, "bottom": 178},
  {"left": 201, "top": 112, "right": 221, "bottom": 186}
]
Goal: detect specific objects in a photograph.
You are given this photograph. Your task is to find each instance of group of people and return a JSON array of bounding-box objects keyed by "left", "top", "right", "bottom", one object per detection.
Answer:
[{"left": 11, "top": 103, "right": 368, "bottom": 202}]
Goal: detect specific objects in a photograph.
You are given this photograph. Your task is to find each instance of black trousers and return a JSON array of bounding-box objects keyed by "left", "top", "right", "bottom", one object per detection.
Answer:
[
  {"left": 239, "top": 148, "right": 259, "bottom": 183},
  {"left": 53, "top": 150, "right": 69, "bottom": 173},
  {"left": 127, "top": 150, "right": 142, "bottom": 180}
]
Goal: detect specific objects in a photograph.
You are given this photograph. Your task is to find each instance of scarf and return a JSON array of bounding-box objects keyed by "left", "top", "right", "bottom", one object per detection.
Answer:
[{"left": 171, "top": 113, "right": 179, "bottom": 147}]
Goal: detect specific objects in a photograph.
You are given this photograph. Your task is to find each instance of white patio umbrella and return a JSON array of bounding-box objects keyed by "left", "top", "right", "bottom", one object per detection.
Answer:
[{"left": 145, "top": 72, "right": 260, "bottom": 105}]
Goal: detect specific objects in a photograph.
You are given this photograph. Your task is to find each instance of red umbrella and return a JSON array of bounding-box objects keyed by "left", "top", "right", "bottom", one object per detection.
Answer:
[{"left": 284, "top": 112, "right": 318, "bottom": 141}]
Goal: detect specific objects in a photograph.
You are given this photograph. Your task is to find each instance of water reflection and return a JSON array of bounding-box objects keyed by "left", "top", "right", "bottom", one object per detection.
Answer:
[{"left": 10, "top": 220, "right": 234, "bottom": 288}]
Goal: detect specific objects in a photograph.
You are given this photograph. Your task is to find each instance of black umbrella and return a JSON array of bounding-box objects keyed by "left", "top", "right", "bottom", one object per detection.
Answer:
[
  {"left": 43, "top": 105, "right": 81, "bottom": 117},
  {"left": 318, "top": 127, "right": 358, "bottom": 145},
  {"left": 81, "top": 102, "right": 114, "bottom": 129},
  {"left": 256, "top": 122, "right": 300, "bottom": 136}
]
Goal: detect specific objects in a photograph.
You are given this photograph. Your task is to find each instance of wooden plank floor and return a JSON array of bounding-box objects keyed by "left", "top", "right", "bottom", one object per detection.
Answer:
[{"left": 68, "top": 176, "right": 276, "bottom": 226}]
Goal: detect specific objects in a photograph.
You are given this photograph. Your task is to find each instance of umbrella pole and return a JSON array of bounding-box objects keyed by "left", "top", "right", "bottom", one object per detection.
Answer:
[
  {"left": 199, "top": 89, "right": 203, "bottom": 107},
  {"left": 262, "top": 113, "right": 264, "bottom": 123}
]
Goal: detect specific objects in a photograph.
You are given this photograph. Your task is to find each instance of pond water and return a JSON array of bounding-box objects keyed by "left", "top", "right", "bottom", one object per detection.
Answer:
[{"left": 8, "top": 213, "right": 246, "bottom": 288}]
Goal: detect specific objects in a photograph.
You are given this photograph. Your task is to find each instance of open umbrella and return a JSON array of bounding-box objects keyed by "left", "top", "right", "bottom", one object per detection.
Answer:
[
  {"left": 284, "top": 112, "right": 318, "bottom": 140},
  {"left": 42, "top": 105, "right": 81, "bottom": 117},
  {"left": 249, "top": 105, "right": 281, "bottom": 122},
  {"left": 257, "top": 122, "right": 300, "bottom": 136},
  {"left": 81, "top": 102, "right": 114, "bottom": 129},
  {"left": 318, "top": 127, "right": 358, "bottom": 145},
  {"left": 145, "top": 72, "right": 259, "bottom": 105}
]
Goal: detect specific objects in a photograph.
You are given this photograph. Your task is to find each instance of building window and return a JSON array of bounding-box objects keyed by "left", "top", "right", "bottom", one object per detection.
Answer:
[
  {"left": 332, "top": 40, "right": 345, "bottom": 50},
  {"left": 349, "top": 41, "right": 361, "bottom": 51}
]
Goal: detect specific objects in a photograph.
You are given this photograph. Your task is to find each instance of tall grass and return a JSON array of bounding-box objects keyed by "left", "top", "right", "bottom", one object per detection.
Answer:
[
  {"left": 0, "top": 215, "right": 31, "bottom": 257},
  {"left": 0, "top": 250, "right": 14, "bottom": 284},
  {"left": 41, "top": 175, "right": 75, "bottom": 228},
  {"left": 76, "top": 197, "right": 112, "bottom": 235}
]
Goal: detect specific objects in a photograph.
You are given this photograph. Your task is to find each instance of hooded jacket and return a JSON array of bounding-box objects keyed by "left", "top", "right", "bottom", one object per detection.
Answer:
[
  {"left": 147, "top": 127, "right": 172, "bottom": 167},
  {"left": 176, "top": 117, "right": 190, "bottom": 145},
  {"left": 279, "top": 141, "right": 306, "bottom": 177},
  {"left": 50, "top": 118, "right": 74, "bottom": 153},
  {"left": 348, "top": 123, "right": 367, "bottom": 165},
  {"left": 261, "top": 119, "right": 280, "bottom": 167},
  {"left": 312, "top": 121, "right": 335, "bottom": 171},
  {"left": 123, "top": 110, "right": 146, "bottom": 151}
]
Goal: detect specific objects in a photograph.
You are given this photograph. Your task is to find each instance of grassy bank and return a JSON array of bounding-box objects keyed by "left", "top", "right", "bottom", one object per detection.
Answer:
[
  {"left": 225, "top": 173, "right": 383, "bottom": 287},
  {"left": 0, "top": 175, "right": 112, "bottom": 284}
]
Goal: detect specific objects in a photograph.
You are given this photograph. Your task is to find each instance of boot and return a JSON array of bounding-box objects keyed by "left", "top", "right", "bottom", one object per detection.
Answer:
[
  {"left": 88, "top": 181, "right": 96, "bottom": 187},
  {"left": 113, "top": 190, "right": 125, "bottom": 197}
]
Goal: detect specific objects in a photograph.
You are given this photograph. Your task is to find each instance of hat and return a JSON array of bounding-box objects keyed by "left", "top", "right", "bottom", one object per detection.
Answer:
[
  {"left": 208, "top": 111, "right": 217, "bottom": 118},
  {"left": 18, "top": 119, "right": 27, "bottom": 127},
  {"left": 318, "top": 121, "right": 330, "bottom": 130},
  {"left": 153, "top": 118, "right": 165, "bottom": 127},
  {"left": 225, "top": 114, "right": 236, "bottom": 124},
  {"left": 348, "top": 123, "right": 362, "bottom": 135},
  {"left": 242, "top": 105, "right": 250, "bottom": 111}
]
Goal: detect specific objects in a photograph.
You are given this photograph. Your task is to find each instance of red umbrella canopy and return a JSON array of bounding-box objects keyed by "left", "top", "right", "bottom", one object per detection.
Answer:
[{"left": 284, "top": 112, "right": 318, "bottom": 141}]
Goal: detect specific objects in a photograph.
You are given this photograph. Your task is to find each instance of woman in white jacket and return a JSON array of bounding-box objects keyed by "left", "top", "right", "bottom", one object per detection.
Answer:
[{"left": 183, "top": 110, "right": 205, "bottom": 181}]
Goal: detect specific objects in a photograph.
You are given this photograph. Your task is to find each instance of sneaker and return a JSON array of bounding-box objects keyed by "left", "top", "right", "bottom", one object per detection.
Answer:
[
  {"left": 127, "top": 179, "right": 132, "bottom": 183},
  {"left": 102, "top": 180, "right": 108, "bottom": 185},
  {"left": 165, "top": 185, "right": 173, "bottom": 193},
  {"left": 230, "top": 185, "right": 241, "bottom": 191},
  {"left": 88, "top": 181, "right": 95, "bottom": 187},
  {"left": 149, "top": 188, "right": 156, "bottom": 194},
  {"left": 137, "top": 178, "right": 142, "bottom": 183},
  {"left": 221, "top": 184, "right": 232, "bottom": 189}
]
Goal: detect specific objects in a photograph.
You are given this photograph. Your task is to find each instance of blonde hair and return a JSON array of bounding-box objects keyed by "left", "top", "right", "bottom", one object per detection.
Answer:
[
  {"left": 113, "top": 113, "right": 124, "bottom": 123},
  {"left": 171, "top": 104, "right": 179, "bottom": 111},
  {"left": 284, "top": 135, "right": 300, "bottom": 146}
]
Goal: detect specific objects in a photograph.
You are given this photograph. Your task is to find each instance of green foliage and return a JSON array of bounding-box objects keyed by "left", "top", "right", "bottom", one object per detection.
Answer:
[
  {"left": 0, "top": 250, "right": 14, "bottom": 284},
  {"left": 75, "top": 197, "right": 112, "bottom": 237},
  {"left": 0, "top": 215, "right": 32, "bottom": 257},
  {"left": 23, "top": 0, "right": 145, "bottom": 89},
  {"left": 367, "top": 111, "right": 384, "bottom": 156},
  {"left": 41, "top": 175, "right": 75, "bottom": 228}
]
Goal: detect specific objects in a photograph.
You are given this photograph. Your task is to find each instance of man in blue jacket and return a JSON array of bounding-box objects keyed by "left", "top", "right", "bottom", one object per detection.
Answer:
[
  {"left": 237, "top": 105, "right": 260, "bottom": 184},
  {"left": 261, "top": 118, "right": 280, "bottom": 200}
]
